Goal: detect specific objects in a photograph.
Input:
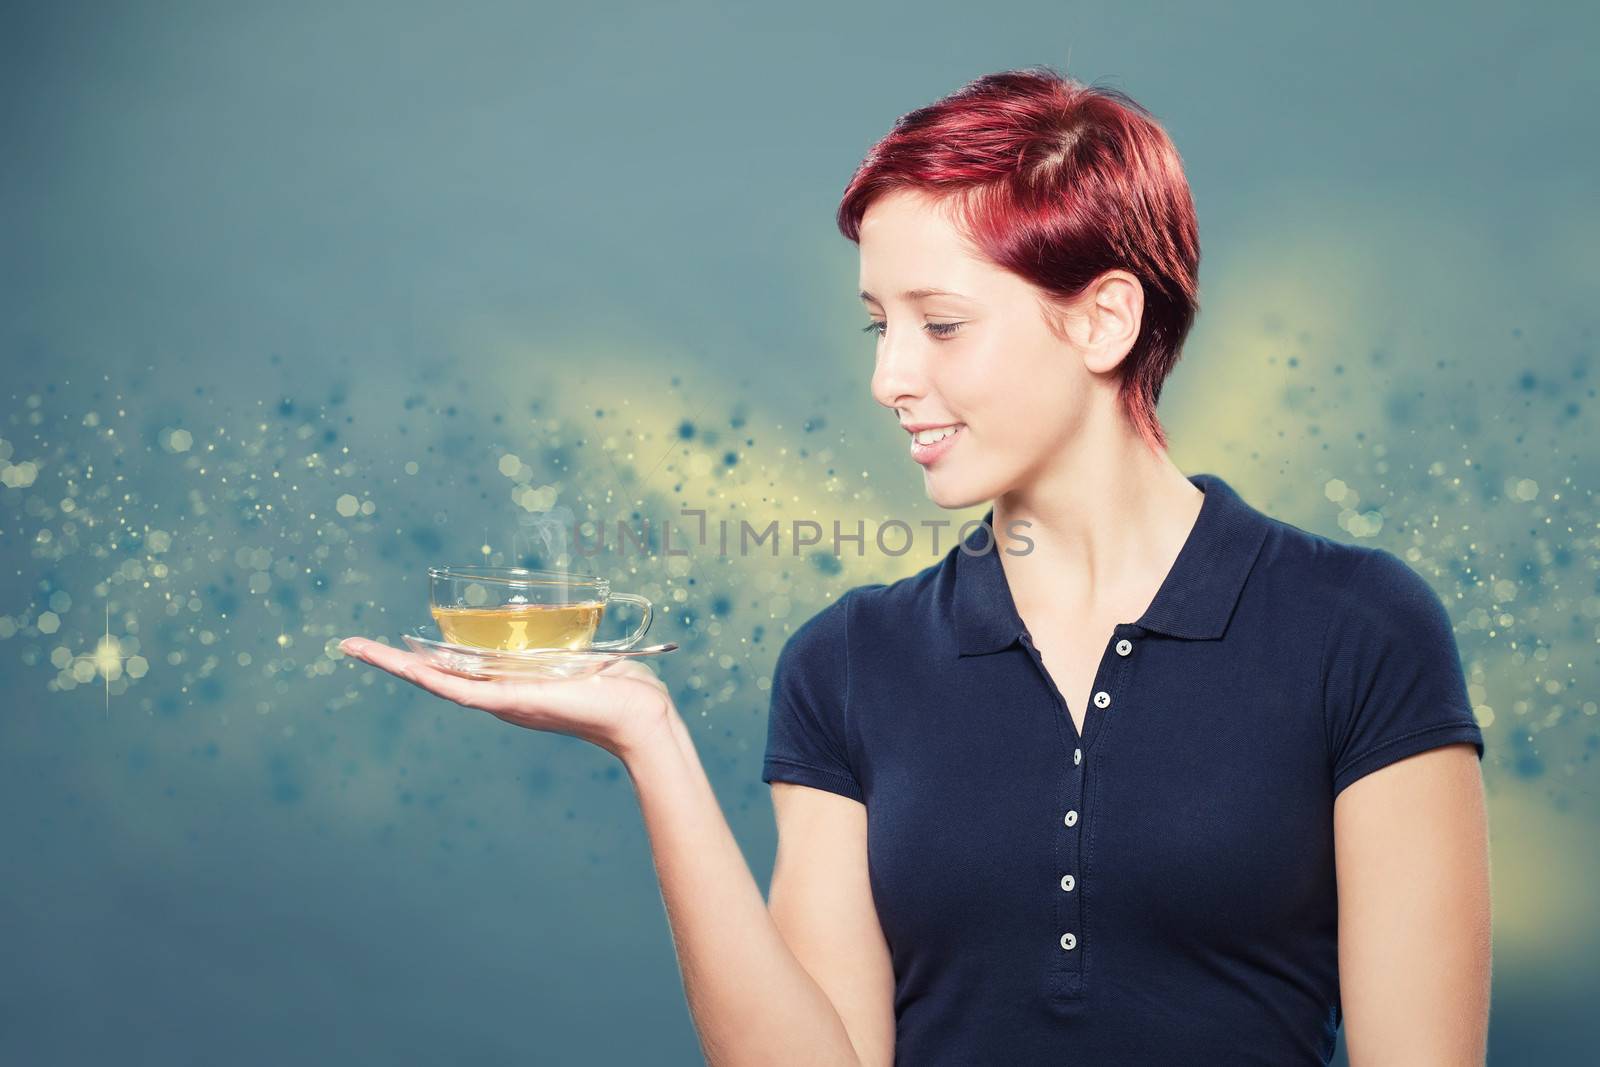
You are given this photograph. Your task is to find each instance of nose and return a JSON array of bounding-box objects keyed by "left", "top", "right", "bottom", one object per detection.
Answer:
[{"left": 869, "top": 327, "right": 926, "bottom": 412}]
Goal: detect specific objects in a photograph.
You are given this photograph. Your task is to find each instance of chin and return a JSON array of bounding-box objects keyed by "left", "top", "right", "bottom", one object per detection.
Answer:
[{"left": 923, "top": 472, "right": 995, "bottom": 512}]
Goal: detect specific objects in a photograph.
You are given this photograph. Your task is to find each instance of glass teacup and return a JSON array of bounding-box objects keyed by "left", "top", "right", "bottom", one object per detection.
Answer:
[{"left": 427, "top": 566, "right": 653, "bottom": 653}]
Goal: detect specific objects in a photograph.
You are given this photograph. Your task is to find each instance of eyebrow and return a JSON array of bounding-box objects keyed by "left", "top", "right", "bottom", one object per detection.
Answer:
[{"left": 858, "top": 287, "right": 970, "bottom": 304}]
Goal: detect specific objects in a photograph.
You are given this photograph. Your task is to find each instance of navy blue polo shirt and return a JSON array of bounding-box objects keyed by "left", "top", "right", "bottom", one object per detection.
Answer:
[{"left": 762, "top": 472, "right": 1486, "bottom": 1065}]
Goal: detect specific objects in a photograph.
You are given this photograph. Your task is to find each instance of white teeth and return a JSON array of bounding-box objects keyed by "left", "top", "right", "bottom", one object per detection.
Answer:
[{"left": 913, "top": 425, "right": 960, "bottom": 445}]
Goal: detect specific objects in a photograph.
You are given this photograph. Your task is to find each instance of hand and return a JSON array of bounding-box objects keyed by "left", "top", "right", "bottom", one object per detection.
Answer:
[{"left": 337, "top": 637, "right": 678, "bottom": 760}]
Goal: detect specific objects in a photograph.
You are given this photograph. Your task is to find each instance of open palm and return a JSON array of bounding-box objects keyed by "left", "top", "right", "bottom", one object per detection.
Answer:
[{"left": 338, "top": 637, "right": 676, "bottom": 759}]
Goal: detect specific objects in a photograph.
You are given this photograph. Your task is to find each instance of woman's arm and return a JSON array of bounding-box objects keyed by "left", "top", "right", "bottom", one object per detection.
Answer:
[
  {"left": 336, "top": 640, "right": 870, "bottom": 1067},
  {"left": 622, "top": 710, "right": 876, "bottom": 1066},
  {"left": 1333, "top": 742, "right": 1490, "bottom": 1065}
]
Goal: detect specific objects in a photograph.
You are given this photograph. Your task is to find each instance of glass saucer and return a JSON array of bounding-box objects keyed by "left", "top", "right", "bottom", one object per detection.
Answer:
[{"left": 402, "top": 624, "right": 674, "bottom": 680}]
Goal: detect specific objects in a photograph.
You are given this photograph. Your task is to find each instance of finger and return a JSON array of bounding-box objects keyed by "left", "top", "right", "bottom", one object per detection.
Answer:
[
  {"left": 341, "top": 637, "right": 604, "bottom": 712},
  {"left": 340, "top": 637, "right": 668, "bottom": 732},
  {"left": 340, "top": 638, "right": 425, "bottom": 680},
  {"left": 401, "top": 659, "right": 482, "bottom": 700},
  {"left": 343, "top": 643, "right": 519, "bottom": 710},
  {"left": 338, "top": 639, "right": 475, "bottom": 698},
  {"left": 341, "top": 639, "right": 459, "bottom": 696}
]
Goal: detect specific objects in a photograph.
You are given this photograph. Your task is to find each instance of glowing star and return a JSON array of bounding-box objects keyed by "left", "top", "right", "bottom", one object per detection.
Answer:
[
  {"left": 93, "top": 634, "right": 125, "bottom": 678},
  {"left": 97, "top": 602, "right": 131, "bottom": 717}
]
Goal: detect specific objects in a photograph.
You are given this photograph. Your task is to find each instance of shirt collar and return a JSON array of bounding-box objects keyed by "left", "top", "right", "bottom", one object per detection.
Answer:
[{"left": 953, "top": 472, "right": 1271, "bottom": 656}]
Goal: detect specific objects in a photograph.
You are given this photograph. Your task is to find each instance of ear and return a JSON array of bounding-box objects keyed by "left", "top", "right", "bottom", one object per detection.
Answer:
[
  {"left": 1079, "top": 270, "right": 1144, "bottom": 373},
  {"left": 1037, "top": 270, "right": 1145, "bottom": 374}
]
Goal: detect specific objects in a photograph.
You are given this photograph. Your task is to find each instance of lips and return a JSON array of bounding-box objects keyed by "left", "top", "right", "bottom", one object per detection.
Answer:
[
  {"left": 909, "top": 423, "right": 963, "bottom": 445},
  {"left": 908, "top": 423, "right": 964, "bottom": 466}
]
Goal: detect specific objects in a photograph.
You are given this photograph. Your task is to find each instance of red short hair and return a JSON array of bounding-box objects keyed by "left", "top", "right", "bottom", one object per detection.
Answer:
[{"left": 837, "top": 67, "right": 1200, "bottom": 454}]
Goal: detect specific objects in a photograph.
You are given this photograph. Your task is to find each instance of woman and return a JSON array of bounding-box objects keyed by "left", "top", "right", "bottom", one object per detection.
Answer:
[{"left": 340, "top": 67, "right": 1490, "bottom": 1065}]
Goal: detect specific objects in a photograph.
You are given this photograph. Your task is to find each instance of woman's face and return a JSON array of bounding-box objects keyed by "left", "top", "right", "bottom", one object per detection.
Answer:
[{"left": 859, "top": 188, "right": 1138, "bottom": 510}]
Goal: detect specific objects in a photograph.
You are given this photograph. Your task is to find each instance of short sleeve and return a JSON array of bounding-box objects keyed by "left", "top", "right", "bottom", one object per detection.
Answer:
[
  {"left": 1323, "top": 547, "right": 1485, "bottom": 798},
  {"left": 761, "top": 594, "right": 862, "bottom": 803}
]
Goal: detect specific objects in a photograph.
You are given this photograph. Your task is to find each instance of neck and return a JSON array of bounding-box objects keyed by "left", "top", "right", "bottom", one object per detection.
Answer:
[{"left": 992, "top": 415, "right": 1203, "bottom": 625}]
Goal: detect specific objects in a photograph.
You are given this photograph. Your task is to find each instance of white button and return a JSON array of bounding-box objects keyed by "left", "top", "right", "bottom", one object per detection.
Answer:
[
  {"left": 1073, "top": 747, "right": 1082, "bottom": 766},
  {"left": 1064, "top": 809, "right": 1078, "bottom": 827},
  {"left": 1115, "top": 638, "right": 1132, "bottom": 656},
  {"left": 1060, "top": 874, "right": 1075, "bottom": 892},
  {"left": 1093, "top": 690, "right": 1111, "bottom": 709},
  {"left": 1060, "top": 932, "right": 1077, "bottom": 951}
]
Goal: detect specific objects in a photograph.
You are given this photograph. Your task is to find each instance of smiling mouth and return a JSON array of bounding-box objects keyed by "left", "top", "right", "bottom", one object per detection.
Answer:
[
  {"left": 908, "top": 423, "right": 964, "bottom": 464},
  {"left": 909, "top": 423, "right": 963, "bottom": 445}
]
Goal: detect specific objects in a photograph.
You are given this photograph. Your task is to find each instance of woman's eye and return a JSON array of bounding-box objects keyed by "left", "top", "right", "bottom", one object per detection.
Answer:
[{"left": 860, "top": 321, "right": 964, "bottom": 339}]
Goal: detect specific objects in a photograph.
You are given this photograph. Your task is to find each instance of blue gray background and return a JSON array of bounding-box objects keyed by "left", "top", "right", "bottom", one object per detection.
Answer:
[{"left": 2, "top": 1, "right": 1595, "bottom": 1063}]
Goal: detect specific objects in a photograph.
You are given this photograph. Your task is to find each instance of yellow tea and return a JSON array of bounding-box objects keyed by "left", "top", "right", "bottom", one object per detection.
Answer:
[{"left": 431, "top": 601, "right": 606, "bottom": 651}]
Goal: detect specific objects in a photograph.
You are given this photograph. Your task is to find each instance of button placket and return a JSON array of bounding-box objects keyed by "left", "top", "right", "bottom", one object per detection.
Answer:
[
  {"left": 1057, "top": 665, "right": 1086, "bottom": 971},
  {"left": 1053, "top": 625, "right": 1139, "bottom": 983},
  {"left": 1059, "top": 777, "right": 1082, "bottom": 958},
  {"left": 1022, "top": 625, "right": 1140, "bottom": 990}
]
